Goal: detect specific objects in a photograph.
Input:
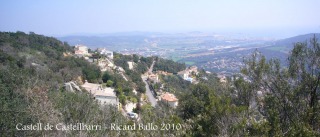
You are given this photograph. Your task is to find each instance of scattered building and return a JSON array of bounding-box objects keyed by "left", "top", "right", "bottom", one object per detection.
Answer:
[
  {"left": 156, "top": 70, "right": 173, "bottom": 76},
  {"left": 217, "top": 75, "right": 227, "bottom": 83},
  {"left": 64, "top": 81, "right": 82, "bottom": 92},
  {"left": 177, "top": 70, "right": 189, "bottom": 79},
  {"left": 97, "top": 48, "right": 113, "bottom": 59},
  {"left": 177, "top": 66, "right": 199, "bottom": 83},
  {"left": 74, "top": 44, "right": 89, "bottom": 57},
  {"left": 127, "top": 61, "right": 135, "bottom": 70},
  {"left": 189, "top": 66, "right": 198, "bottom": 74},
  {"left": 160, "top": 92, "right": 178, "bottom": 108},
  {"left": 148, "top": 73, "right": 159, "bottom": 83},
  {"left": 81, "top": 81, "right": 119, "bottom": 109},
  {"left": 177, "top": 70, "right": 194, "bottom": 82}
]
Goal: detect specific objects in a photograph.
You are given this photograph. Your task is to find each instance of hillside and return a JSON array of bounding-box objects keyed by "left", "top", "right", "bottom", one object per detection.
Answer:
[
  {"left": 1, "top": 32, "right": 319, "bottom": 136},
  {"left": 0, "top": 32, "right": 107, "bottom": 136},
  {"left": 0, "top": 32, "right": 188, "bottom": 136}
]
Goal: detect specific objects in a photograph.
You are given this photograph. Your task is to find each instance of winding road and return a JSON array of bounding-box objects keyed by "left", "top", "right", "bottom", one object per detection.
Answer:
[{"left": 142, "top": 61, "right": 157, "bottom": 107}]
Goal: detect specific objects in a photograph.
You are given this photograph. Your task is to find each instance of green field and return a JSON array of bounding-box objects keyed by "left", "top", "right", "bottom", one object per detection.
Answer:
[{"left": 184, "top": 61, "right": 195, "bottom": 65}]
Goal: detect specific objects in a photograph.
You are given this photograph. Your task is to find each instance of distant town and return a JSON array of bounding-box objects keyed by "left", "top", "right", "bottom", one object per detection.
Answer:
[{"left": 59, "top": 32, "right": 284, "bottom": 76}]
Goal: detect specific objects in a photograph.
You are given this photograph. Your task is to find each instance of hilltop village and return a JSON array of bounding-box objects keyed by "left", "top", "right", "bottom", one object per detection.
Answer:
[{"left": 66, "top": 44, "right": 205, "bottom": 119}]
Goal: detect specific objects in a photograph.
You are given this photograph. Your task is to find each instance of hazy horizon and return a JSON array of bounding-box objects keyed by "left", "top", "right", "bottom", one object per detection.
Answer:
[{"left": 1, "top": 0, "right": 320, "bottom": 38}]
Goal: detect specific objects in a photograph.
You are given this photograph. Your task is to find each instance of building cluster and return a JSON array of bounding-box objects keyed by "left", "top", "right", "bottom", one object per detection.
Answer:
[
  {"left": 71, "top": 44, "right": 143, "bottom": 119},
  {"left": 73, "top": 44, "right": 185, "bottom": 112},
  {"left": 146, "top": 66, "right": 199, "bottom": 108},
  {"left": 177, "top": 66, "right": 198, "bottom": 83},
  {"left": 72, "top": 44, "right": 121, "bottom": 109},
  {"left": 74, "top": 45, "right": 115, "bottom": 72},
  {"left": 74, "top": 45, "right": 113, "bottom": 60},
  {"left": 202, "top": 57, "right": 244, "bottom": 73}
]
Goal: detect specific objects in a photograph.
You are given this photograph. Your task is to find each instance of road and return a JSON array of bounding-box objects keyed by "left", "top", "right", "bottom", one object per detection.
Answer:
[
  {"left": 148, "top": 61, "right": 155, "bottom": 73},
  {"left": 120, "top": 73, "right": 128, "bottom": 81},
  {"left": 142, "top": 76, "right": 157, "bottom": 107},
  {"left": 142, "top": 60, "right": 157, "bottom": 107}
]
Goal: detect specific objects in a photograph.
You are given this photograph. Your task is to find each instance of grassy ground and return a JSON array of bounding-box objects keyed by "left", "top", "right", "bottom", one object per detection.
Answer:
[{"left": 184, "top": 61, "right": 195, "bottom": 65}]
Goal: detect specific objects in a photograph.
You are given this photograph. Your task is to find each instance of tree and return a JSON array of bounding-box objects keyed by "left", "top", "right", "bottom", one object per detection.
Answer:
[
  {"left": 239, "top": 35, "right": 320, "bottom": 136},
  {"left": 288, "top": 35, "right": 320, "bottom": 131},
  {"left": 233, "top": 76, "right": 253, "bottom": 108},
  {"left": 106, "top": 80, "right": 113, "bottom": 87},
  {"left": 82, "top": 67, "right": 101, "bottom": 83},
  {"left": 133, "top": 54, "right": 139, "bottom": 63},
  {"left": 102, "top": 72, "right": 112, "bottom": 83},
  {"left": 153, "top": 58, "right": 186, "bottom": 73},
  {"left": 137, "top": 82, "right": 146, "bottom": 93}
]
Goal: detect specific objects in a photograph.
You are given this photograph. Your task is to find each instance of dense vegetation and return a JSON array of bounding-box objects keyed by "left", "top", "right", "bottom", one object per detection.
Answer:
[
  {"left": 172, "top": 35, "right": 320, "bottom": 136},
  {"left": 0, "top": 32, "right": 104, "bottom": 136},
  {"left": 111, "top": 53, "right": 155, "bottom": 104},
  {"left": 154, "top": 57, "right": 186, "bottom": 73},
  {"left": 113, "top": 53, "right": 153, "bottom": 73}
]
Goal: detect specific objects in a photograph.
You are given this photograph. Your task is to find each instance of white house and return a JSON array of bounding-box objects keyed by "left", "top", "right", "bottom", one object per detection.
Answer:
[
  {"left": 98, "top": 48, "right": 113, "bottom": 59},
  {"left": 81, "top": 81, "right": 119, "bottom": 109},
  {"left": 74, "top": 44, "right": 89, "bottom": 56},
  {"left": 127, "top": 61, "right": 135, "bottom": 70},
  {"left": 177, "top": 70, "right": 193, "bottom": 82},
  {"left": 161, "top": 92, "right": 178, "bottom": 108},
  {"left": 177, "top": 70, "right": 189, "bottom": 79}
]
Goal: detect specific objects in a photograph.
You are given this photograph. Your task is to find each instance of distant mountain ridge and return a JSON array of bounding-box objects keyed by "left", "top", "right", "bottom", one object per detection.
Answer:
[
  {"left": 261, "top": 33, "right": 320, "bottom": 54},
  {"left": 274, "top": 33, "right": 320, "bottom": 46}
]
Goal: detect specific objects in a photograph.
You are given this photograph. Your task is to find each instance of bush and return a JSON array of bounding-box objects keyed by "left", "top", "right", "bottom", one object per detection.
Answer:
[
  {"left": 102, "top": 72, "right": 112, "bottom": 83},
  {"left": 106, "top": 80, "right": 113, "bottom": 87}
]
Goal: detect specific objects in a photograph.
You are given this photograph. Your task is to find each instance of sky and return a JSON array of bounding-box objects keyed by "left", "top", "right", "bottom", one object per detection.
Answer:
[{"left": 1, "top": 0, "right": 320, "bottom": 38}]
